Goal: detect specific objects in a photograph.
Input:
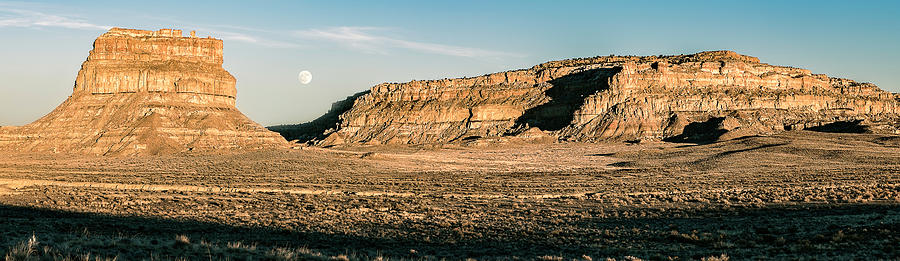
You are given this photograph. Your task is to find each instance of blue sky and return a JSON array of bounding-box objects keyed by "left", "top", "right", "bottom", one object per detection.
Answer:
[{"left": 1, "top": 0, "right": 898, "bottom": 126}]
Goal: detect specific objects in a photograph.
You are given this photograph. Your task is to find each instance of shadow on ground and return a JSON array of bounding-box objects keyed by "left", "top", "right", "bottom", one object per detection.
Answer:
[
  {"left": 806, "top": 120, "right": 868, "bottom": 133},
  {"left": 664, "top": 117, "right": 729, "bottom": 144},
  {"left": 1, "top": 202, "right": 898, "bottom": 260}
]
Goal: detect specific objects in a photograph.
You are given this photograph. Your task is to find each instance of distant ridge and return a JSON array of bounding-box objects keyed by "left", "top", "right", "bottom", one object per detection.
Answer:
[{"left": 274, "top": 50, "right": 900, "bottom": 145}]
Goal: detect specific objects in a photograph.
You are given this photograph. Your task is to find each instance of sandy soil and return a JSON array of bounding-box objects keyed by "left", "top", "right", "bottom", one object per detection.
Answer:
[{"left": 1, "top": 130, "right": 899, "bottom": 260}]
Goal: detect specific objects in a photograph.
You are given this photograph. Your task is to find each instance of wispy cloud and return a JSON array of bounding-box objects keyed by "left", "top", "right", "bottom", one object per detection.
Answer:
[
  {"left": 206, "top": 30, "right": 300, "bottom": 48},
  {"left": 294, "top": 27, "right": 521, "bottom": 58},
  {"left": 0, "top": 4, "right": 517, "bottom": 57},
  {"left": 0, "top": 7, "right": 109, "bottom": 30}
]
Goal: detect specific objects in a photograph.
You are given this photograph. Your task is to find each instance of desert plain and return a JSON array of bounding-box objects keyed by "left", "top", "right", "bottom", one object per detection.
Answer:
[{"left": 2, "top": 129, "right": 899, "bottom": 260}]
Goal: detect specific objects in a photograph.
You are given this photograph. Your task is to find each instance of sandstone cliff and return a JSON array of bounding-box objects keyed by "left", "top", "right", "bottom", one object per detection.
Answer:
[
  {"left": 279, "top": 51, "right": 900, "bottom": 145},
  {"left": 0, "top": 28, "right": 286, "bottom": 155}
]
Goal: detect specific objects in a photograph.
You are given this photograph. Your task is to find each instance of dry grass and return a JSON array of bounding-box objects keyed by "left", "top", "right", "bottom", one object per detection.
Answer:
[{"left": 4, "top": 234, "right": 37, "bottom": 261}]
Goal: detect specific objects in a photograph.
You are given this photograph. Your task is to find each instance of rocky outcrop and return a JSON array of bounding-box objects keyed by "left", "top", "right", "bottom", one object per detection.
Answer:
[
  {"left": 284, "top": 51, "right": 899, "bottom": 145},
  {"left": 0, "top": 28, "right": 286, "bottom": 155}
]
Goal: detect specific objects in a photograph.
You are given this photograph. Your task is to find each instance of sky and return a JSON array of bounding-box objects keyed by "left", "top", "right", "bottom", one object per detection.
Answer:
[{"left": 1, "top": 0, "right": 898, "bottom": 126}]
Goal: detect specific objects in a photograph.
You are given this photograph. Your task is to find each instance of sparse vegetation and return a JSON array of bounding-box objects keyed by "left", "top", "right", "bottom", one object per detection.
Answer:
[{"left": 3, "top": 234, "right": 120, "bottom": 261}]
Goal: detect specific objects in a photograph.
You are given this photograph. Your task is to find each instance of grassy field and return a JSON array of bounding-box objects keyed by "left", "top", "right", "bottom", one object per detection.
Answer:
[{"left": 1, "top": 130, "right": 899, "bottom": 260}]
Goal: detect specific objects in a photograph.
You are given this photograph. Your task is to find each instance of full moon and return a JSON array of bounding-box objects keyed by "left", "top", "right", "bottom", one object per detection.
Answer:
[{"left": 298, "top": 70, "right": 312, "bottom": 84}]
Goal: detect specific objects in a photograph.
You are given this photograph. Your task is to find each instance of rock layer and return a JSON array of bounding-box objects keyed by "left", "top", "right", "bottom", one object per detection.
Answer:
[
  {"left": 287, "top": 51, "right": 899, "bottom": 145},
  {"left": 0, "top": 28, "right": 285, "bottom": 155}
]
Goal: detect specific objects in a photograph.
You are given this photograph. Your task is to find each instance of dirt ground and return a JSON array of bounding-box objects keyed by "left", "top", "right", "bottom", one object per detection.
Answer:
[{"left": 1, "top": 130, "right": 899, "bottom": 260}]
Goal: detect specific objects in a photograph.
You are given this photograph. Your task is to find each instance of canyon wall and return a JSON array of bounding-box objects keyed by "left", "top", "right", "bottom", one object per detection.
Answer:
[
  {"left": 285, "top": 51, "right": 899, "bottom": 145},
  {"left": 0, "top": 28, "right": 286, "bottom": 155}
]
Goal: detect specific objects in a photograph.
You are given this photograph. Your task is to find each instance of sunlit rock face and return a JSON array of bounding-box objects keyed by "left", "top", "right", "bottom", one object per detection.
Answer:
[
  {"left": 74, "top": 28, "right": 236, "bottom": 100},
  {"left": 0, "top": 28, "right": 286, "bottom": 155},
  {"left": 308, "top": 51, "right": 899, "bottom": 145}
]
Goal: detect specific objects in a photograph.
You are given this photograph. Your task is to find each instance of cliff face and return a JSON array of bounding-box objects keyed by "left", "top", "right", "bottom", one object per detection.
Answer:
[
  {"left": 292, "top": 51, "right": 899, "bottom": 145},
  {"left": 74, "top": 28, "right": 236, "bottom": 99},
  {"left": 0, "top": 28, "right": 286, "bottom": 155},
  {"left": 560, "top": 52, "right": 900, "bottom": 142}
]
